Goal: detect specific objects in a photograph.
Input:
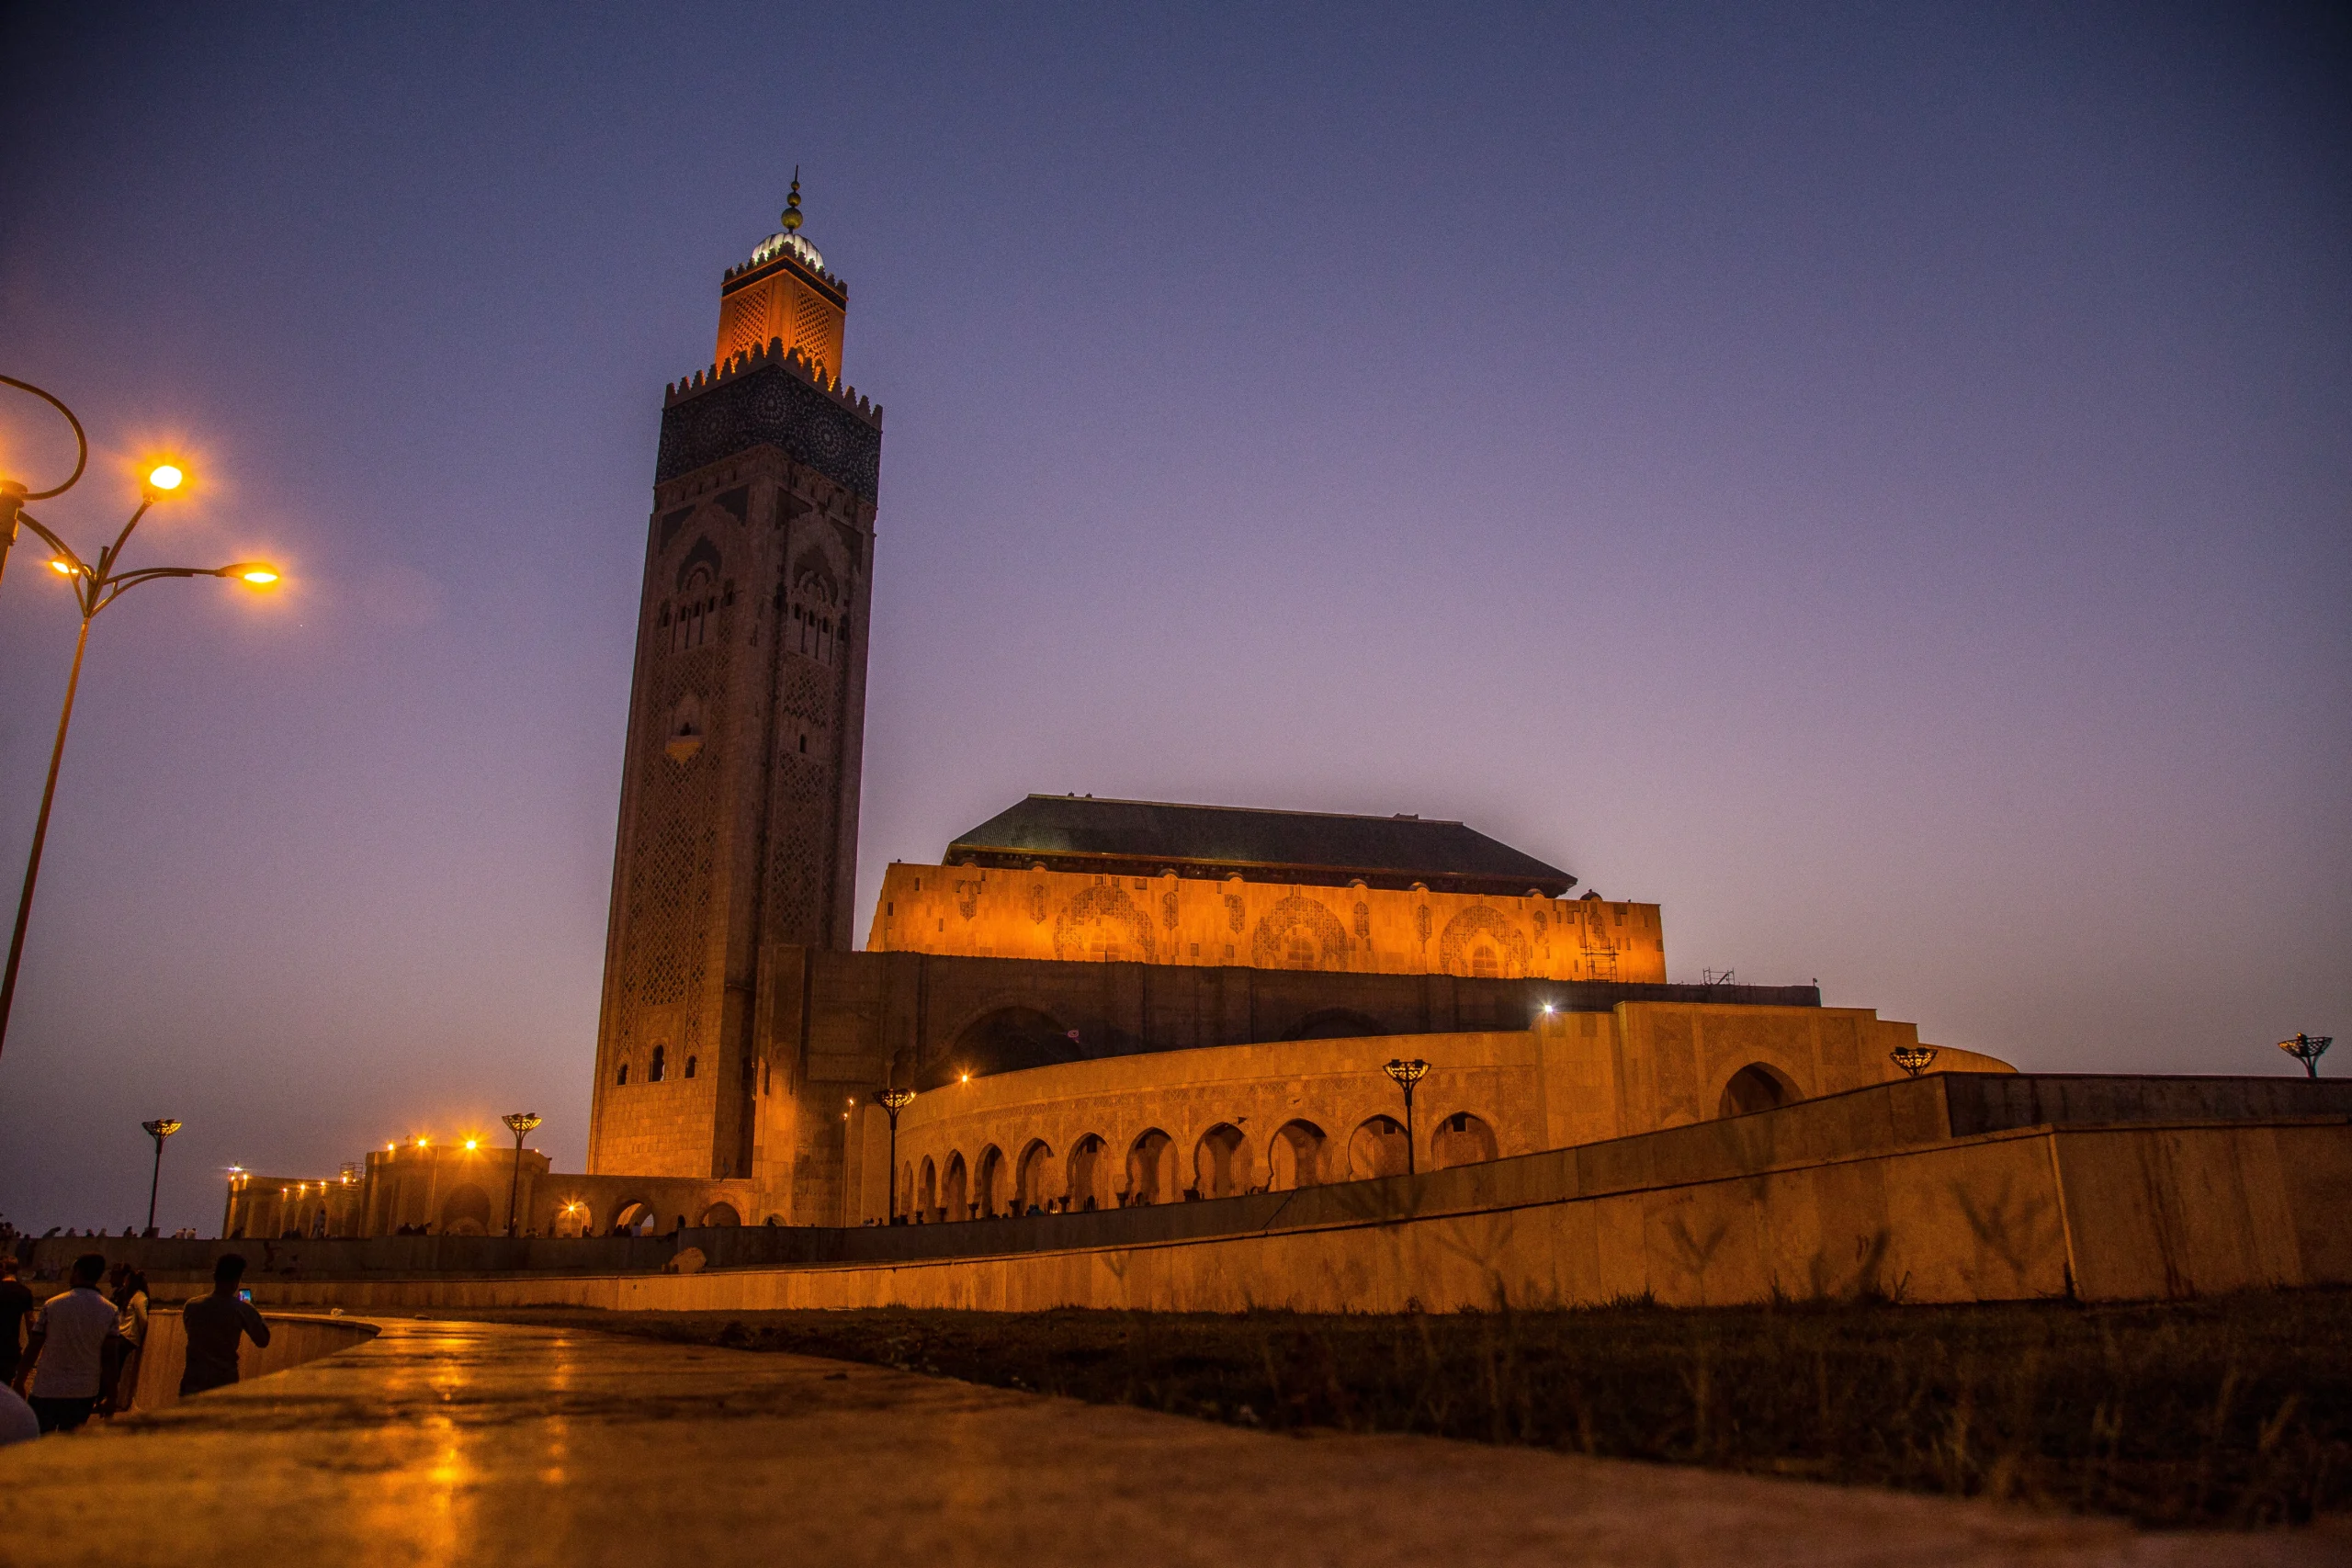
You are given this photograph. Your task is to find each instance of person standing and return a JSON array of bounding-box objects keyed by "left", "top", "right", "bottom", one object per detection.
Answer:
[
  {"left": 13, "top": 1254, "right": 116, "bottom": 1433},
  {"left": 178, "top": 1254, "right": 269, "bottom": 1398},
  {"left": 104, "top": 1267, "right": 150, "bottom": 1414},
  {"left": 0, "top": 1258, "right": 32, "bottom": 1389}
]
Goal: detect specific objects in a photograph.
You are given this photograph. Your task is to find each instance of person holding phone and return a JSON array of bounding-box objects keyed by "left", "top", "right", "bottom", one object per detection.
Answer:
[{"left": 178, "top": 1255, "right": 269, "bottom": 1398}]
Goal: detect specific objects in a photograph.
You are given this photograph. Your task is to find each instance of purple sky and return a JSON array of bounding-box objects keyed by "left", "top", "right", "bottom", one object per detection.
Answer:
[{"left": 0, "top": 5, "right": 2344, "bottom": 1235}]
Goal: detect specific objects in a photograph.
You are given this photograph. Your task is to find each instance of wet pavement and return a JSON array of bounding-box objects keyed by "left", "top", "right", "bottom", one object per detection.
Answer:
[{"left": 0, "top": 1316, "right": 2339, "bottom": 1566}]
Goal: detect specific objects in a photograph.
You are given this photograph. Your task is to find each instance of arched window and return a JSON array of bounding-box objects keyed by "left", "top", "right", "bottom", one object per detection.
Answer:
[
  {"left": 684, "top": 1055, "right": 697, "bottom": 1079},
  {"left": 917, "top": 1157, "right": 938, "bottom": 1222},
  {"left": 1430, "top": 1111, "right": 1498, "bottom": 1169},
  {"left": 616, "top": 1062, "right": 629, "bottom": 1086},
  {"left": 650, "top": 1044, "right": 667, "bottom": 1083}
]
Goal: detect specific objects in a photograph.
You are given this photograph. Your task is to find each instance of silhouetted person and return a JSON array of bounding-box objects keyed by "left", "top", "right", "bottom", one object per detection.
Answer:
[
  {"left": 179, "top": 1254, "right": 270, "bottom": 1398},
  {"left": 0, "top": 1258, "right": 31, "bottom": 1388},
  {"left": 16, "top": 1253, "right": 114, "bottom": 1431}
]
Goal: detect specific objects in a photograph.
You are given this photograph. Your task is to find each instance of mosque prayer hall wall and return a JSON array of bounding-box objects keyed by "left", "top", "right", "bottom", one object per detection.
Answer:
[{"left": 867, "top": 864, "right": 1665, "bottom": 984}]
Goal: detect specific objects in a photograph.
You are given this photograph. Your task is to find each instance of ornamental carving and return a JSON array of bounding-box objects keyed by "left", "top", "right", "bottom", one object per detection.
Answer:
[
  {"left": 1053, "top": 886, "right": 1156, "bottom": 964},
  {"left": 656, "top": 366, "right": 882, "bottom": 498},
  {"left": 1439, "top": 905, "right": 1531, "bottom": 979},
  {"left": 1251, "top": 896, "right": 1351, "bottom": 972}
]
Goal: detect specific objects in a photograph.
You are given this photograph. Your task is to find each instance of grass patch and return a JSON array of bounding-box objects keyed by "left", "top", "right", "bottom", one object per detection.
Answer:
[{"left": 447, "top": 1289, "right": 2351, "bottom": 1528}]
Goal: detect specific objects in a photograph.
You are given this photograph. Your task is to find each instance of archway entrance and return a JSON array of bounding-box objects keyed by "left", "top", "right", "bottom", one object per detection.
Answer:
[
  {"left": 1267, "top": 1121, "right": 1326, "bottom": 1190},
  {"left": 924, "top": 1007, "right": 1079, "bottom": 1089},
  {"left": 1349, "top": 1115, "right": 1410, "bottom": 1179},
  {"left": 1720, "top": 1063, "right": 1798, "bottom": 1118},
  {"left": 1193, "top": 1124, "right": 1252, "bottom": 1198},
  {"left": 1430, "top": 1111, "right": 1498, "bottom": 1168}
]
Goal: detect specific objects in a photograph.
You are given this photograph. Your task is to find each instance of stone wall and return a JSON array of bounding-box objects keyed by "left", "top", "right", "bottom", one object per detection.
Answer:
[{"left": 232, "top": 1083, "right": 2352, "bottom": 1312}]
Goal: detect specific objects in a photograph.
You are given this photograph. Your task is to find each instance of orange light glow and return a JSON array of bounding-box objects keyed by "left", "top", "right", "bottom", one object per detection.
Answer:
[
  {"left": 48, "top": 559, "right": 74, "bottom": 576},
  {"left": 146, "top": 463, "right": 184, "bottom": 491},
  {"left": 464, "top": 1138, "right": 479, "bottom": 1151}
]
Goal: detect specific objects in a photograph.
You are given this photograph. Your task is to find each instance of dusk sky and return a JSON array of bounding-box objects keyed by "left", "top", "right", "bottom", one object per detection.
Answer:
[{"left": 0, "top": 4, "right": 2343, "bottom": 1235}]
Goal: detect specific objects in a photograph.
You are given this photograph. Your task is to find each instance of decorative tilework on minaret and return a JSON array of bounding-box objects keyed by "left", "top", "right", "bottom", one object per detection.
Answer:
[{"left": 587, "top": 186, "right": 881, "bottom": 1184}]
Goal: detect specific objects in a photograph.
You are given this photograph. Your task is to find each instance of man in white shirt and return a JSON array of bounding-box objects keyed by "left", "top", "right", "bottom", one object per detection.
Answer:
[{"left": 14, "top": 1254, "right": 117, "bottom": 1432}]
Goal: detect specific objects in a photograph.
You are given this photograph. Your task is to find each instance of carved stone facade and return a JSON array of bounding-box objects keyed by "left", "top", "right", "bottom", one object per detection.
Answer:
[{"left": 869, "top": 863, "right": 1665, "bottom": 983}]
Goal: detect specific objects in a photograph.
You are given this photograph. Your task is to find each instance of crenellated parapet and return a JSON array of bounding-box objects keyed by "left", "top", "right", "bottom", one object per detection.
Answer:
[
  {"left": 656, "top": 339, "right": 884, "bottom": 498},
  {"left": 663, "top": 337, "right": 881, "bottom": 429}
]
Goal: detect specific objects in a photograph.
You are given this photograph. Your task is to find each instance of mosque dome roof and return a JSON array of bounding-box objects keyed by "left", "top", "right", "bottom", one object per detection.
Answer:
[{"left": 747, "top": 228, "right": 824, "bottom": 275}]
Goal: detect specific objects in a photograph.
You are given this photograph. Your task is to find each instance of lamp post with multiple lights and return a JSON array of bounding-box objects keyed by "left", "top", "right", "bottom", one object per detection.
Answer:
[
  {"left": 502, "top": 1112, "right": 543, "bottom": 1235},
  {"left": 0, "top": 378, "right": 280, "bottom": 1066},
  {"left": 876, "top": 1087, "right": 916, "bottom": 1223},
  {"left": 141, "top": 1118, "right": 182, "bottom": 1235},
  {"left": 2279, "top": 1034, "right": 2332, "bottom": 1079},
  {"left": 1383, "top": 1058, "right": 1430, "bottom": 1176}
]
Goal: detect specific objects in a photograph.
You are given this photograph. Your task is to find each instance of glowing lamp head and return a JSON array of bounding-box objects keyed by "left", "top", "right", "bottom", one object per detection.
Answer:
[
  {"left": 146, "top": 463, "right": 184, "bottom": 492},
  {"left": 464, "top": 1138, "right": 479, "bottom": 1151},
  {"left": 49, "top": 558, "right": 74, "bottom": 576},
  {"left": 220, "top": 561, "right": 280, "bottom": 586}
]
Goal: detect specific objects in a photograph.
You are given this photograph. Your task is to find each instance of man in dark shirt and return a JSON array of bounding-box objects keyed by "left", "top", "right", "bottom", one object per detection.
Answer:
[
  {"left": 179, "top": 1254, "right": 270, "bottom": 1397},
  {"left": 0, "top": 1258, "right": 31, "bottom": 1388}
]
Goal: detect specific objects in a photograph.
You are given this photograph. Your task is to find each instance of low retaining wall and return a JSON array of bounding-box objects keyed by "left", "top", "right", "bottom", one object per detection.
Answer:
[
  {"left": 240, "top": 1117, "right": 2352, "bottom": 1315},
  {"left": 123, "top": 1309, "right": 379, "bottom": 1411}
]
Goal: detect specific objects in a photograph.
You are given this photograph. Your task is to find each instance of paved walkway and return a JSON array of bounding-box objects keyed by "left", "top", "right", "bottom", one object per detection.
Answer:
[{"left": 0, "top": 1317, "right": 2338, "bottom": 1566}]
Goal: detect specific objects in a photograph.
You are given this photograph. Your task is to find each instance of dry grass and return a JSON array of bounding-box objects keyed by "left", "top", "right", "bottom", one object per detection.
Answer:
[{"left": 449, "top": 1289, "right": 2352, "bottom": 1528}]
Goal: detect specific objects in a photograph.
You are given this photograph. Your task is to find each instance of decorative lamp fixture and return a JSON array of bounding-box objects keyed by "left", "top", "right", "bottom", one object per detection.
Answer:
[
  {"left": 501, "top": 1111, "right": 543, "bottom": 1236},
  {"left": 1889, "top": 1044, "right": 1939, "bottom": 1078},
  {"left": 2279, "top": 1034, "right": 2333, "bottom": 1079},
  {"left": 1383, "top": 1058, "right": 1431, "bottom": 1176},
  {"left": 876, "top": 1087, "right": 917, "bottom": 1224},
  {"left": 139, "top": 1118, "right": 182, "bottom": 1235}
]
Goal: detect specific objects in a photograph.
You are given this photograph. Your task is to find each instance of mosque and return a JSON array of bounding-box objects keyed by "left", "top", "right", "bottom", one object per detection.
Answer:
[{"left": 222, "top": 188, "right": 2015, "bottom": 1243}]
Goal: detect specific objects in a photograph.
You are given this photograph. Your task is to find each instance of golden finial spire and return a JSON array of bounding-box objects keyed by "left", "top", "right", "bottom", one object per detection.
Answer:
[{"left": 781, "top": 167, "right": 803, "bottom": 232}]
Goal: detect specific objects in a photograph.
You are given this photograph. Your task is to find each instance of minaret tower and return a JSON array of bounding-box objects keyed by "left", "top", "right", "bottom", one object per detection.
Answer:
[{"left": 587, "top": 185, "right": 883, "bottom": 1182}]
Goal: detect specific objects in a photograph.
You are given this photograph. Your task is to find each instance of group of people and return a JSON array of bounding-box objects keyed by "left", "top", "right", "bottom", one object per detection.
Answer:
[{"left": 0, "top": 1251, "right": 272, "bottom": 1444}]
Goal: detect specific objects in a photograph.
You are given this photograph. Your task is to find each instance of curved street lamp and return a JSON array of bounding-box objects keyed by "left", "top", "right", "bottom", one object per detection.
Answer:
[
  {"left": 502, "top": 1111, "right": 543, "bottom": 1235},
  {"left": 876, "top": 1086, "right": 916, "bottom": 1224},
  {"left": 0, "top": 377, "right": 280, "bottom": 1064},
  {"left": 1383, "top": 1058, "right": 1430, "bottom": 1176},
  {"left": 141, "top": 1117, "right": 182, "bottom": 1235}
]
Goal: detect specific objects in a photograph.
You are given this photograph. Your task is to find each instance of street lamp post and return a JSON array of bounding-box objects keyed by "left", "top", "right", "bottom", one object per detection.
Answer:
[
  {"left": 1889, "top": 1044, "right": 1939, "bottom": 1078},
  {"left": 876, "top": 1087, "right": 916, "bottom": 1224},
  {"left": 0, "top": 378, "right": 280, "bottom": 1066},
  {"left": 2279, "top": 1034, "right": 2333, "bottom": 1079},
  {"left": 502, "top": 1112, "right": 543, "bottom": 1235},
  {"left": 141, "top": 1118, "right": 181, "bottom": 1235},
  {"left": 1383, "top": 1058, "right": 1430, "bottom": 1176}
]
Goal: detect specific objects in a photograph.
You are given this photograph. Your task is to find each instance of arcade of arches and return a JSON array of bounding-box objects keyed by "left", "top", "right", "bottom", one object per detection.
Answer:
[{"left": 854, "top": 1002, "right": 2015, "bottom": 1225}]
